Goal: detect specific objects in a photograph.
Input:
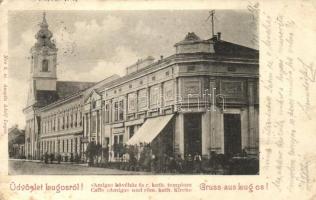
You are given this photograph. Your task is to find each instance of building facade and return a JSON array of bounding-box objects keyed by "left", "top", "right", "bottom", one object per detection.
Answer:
[{"left": 24, "top": 15, "right": 259, "bottom": 161}]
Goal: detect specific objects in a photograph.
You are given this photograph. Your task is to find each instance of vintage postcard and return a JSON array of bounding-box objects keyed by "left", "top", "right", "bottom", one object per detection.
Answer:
[{"left": 0, "top": 0, "right": 315, "bottom": 199}]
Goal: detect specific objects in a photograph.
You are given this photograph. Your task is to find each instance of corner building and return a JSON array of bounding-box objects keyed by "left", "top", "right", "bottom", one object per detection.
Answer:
[{"left": 24, "top": 15, "right": 259, "bottom": 161}]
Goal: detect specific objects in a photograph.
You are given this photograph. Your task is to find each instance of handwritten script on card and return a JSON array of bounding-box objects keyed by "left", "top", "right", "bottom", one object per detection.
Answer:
[{"left": 259, "top": 2, "right": 316, "bottom": 197}]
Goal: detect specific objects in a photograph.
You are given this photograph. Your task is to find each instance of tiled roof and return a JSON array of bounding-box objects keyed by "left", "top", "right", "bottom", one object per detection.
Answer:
[
  {"left": 35, "top": 90, "right": 59, "bottom": 107},
  {"left": 35, "top": 81, "right": 95, "bottom": 107},
  {"left": 212, "top": 40, "right": 259, "bottom": 59},
  {"left": 56, "top": 81, "right": 96, "bottom": 98}
]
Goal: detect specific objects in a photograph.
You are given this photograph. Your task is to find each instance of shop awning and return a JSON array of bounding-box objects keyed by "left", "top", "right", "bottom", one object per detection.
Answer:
[{"left": 126, "top": 114, "right": 174, "bottom": 145}]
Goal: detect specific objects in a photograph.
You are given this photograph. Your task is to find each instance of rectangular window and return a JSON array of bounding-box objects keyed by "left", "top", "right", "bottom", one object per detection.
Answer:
[
  {"left": 97, "top": 112, "right": 100, "bottom": 133},
  {"left": 79, "top": 112, "right": 82, "bottom": 126},
  {"left": 85, "top": 116, "right": 89, "bottom": 135},
  {"left": 105, "top": 137, "right": 109, "bottom": 147},
  {"left": 105, "top": 104, "right": 110, "bottom": 123},
  {"left": 187, "top": 65, "right": 195, "bottom": 72},
  {"left": 75, "top": 113, "right": 77, "bottom": 127},
  {"left": 119, "top": 135, "right": 123, "bottom": 144},
  {"left": 62, "top": 116, "right": 65, "bottom": 130},
  {"left": 66, "top": 116, "right": 69, "bottom": 129},
  {"left": 91, "top": 114, "right": 96, "bottom": 133},
  {"left": 119, "top": 100, "right": 124, "bottom": 120},
  {"left": 114, "top": 135, "right": 118, "bottom": 144},
  {"left": 53, "top": 118, "right": 55, "bottom": 131},
  {"left": 75, "top": 138, "right": 77, "bottom": 153},
  {"left": 70, "top": 139, "right": 73, "bottom": 153},
  {"left": 42, "top": 59, "right": 49, "bottom": 72},
  {"left": 114, "top": 102, "right": 118, "bottom": 121},
  {"left": 70, "top": 115, "right": 73, "bottom": 128},
  {"left": 150, "top": 85, "right": 160, "bottom": 107}
]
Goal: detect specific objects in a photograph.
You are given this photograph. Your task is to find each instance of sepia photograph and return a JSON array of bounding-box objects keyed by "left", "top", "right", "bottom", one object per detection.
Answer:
[{"left": 8, "top": 10, "right": 259, "bottom": 175}]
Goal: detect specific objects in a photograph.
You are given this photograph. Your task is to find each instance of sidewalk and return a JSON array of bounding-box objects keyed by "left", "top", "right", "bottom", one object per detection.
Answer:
[{"left": 9, "top": 158, "right": 88, "bottom": 167}]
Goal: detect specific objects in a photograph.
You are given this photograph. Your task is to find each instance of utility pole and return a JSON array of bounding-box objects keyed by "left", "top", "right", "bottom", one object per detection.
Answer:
[{"left": 206, "top": 10, "right": 215, "bottom": 37}]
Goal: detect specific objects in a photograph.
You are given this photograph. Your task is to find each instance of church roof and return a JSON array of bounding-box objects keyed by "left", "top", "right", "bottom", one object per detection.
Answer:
[
  {"left": 35, "top": 81, "right": 95, "bottom": 107},
  {"left": 56, "top": 81, "right": 95, "bottom": 98},
  {"left": 35, "top": 90, "right": 59, "bottom": 107}
]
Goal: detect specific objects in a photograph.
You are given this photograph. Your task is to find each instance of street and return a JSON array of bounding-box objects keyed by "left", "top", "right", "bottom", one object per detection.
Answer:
[{"left": 9, "top": 160, "right": 151, "bottom": 175}]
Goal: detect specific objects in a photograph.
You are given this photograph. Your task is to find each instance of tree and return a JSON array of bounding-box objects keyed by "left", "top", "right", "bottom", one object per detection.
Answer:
[{"left": 86, "top": 141, "right": 97, "bottom": 166}]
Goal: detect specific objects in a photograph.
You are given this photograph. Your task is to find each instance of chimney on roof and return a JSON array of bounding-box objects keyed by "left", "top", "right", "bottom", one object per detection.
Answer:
[
  {"left": 160, "top": 55, "right": 163, "bottom": 60},
  {"left": 217, "top": 32, "right": 221, "bottom": 40}
]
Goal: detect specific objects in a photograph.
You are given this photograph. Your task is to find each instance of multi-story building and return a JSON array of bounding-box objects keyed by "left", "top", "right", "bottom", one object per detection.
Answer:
[
  {"left": 23, "top": 14, "right": 96, "bottom": 159},
  {"left": 24, "top": 14, "right": 259, "bottom": 161}
]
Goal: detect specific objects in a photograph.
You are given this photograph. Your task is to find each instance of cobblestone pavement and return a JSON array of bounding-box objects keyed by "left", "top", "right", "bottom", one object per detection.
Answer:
[{"left": 9, "top": 160, "right": 151, "bottom": 175}]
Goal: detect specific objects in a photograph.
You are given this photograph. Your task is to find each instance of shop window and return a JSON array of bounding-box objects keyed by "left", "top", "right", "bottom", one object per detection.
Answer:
[{"left": 129, "top": 126, "right": 135, "bottom": 139}]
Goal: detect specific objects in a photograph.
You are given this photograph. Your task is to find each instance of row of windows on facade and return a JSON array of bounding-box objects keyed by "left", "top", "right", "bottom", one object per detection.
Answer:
[
  {"left": 111, "top": 70, "right": 173, "bottom": 95},
  {"left": 91, "top": 86, "right": 172, "bottom": 124},
  {"left": 87, "top": 94, "right": 168, "bottom": 133},
  {"left": 42, "top": 111, "right": 82, "bottom": 134},
  {"left": 89, "top": 100, "right": 125, "bottom": 125},
  {"left": 41, "top": 138, "right": 80, "bottom": 154}
]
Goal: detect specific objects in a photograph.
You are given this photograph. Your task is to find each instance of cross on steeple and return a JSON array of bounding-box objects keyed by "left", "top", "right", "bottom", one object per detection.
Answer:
[{"left": 40, "top": 11, "right": 48, "bottom": 28}]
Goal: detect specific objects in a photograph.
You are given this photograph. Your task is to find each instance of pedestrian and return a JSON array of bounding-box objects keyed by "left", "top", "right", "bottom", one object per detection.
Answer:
[
  {"left": 150, "top": 153, "right": 156, "bottom": 173},
  {"left": 241, "top": 148, "right": 248, "bottom": 157},
  {"left": 175, "top": 155, "right": 183, "bottom": 173},
  {"left": 44, "top": 151, "right": 48, "bottom": 164},
  {"left": 50, "top": 153, "right": 54, "bottom": 164},
  {"left": 57, "top": 154, "right": 61, "bottom": 164},
  {"left": 168, "top": 156, "right": 177, "bottom": 173},
  {"left": 185, "top": 154, "right": 193, "bottom": 173},
  {"left": 193, "top": 152, "right": 202, "bottom": 173},
  {"left": 163, "top": 153, "right": 169, "bottom": 173}
]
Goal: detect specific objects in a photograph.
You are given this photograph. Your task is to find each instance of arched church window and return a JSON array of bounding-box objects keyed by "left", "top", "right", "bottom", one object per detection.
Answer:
[{"left": 42, "top": 59, "right": 49, "bottom": 72}]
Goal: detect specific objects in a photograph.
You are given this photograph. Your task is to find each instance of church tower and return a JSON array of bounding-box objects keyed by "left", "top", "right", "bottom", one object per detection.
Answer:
[
  {"left": 24, "top": 12, "right": 58, "bottom": 160},
  {"left": 27, "top": 12, "right": 58, "bottom": 107}
]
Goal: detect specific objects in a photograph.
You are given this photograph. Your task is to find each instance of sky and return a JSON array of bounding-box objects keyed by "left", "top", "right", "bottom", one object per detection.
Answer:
[{"left": 8, "top": 10, "right": 258, "bottom": 129}]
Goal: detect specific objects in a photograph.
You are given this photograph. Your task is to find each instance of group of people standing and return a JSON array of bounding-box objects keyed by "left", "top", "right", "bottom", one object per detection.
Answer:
[{"left": 140, "top": 151, "right": 203, "bottom": 173}]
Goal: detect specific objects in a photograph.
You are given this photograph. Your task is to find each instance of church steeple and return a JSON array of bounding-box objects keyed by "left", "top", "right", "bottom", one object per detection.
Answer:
[
  {"left": 27, "top": 12, "right": 58, "bottom": 107},
  {"left": 34, "top": 12, "right": 56, "bottom": 50}
]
